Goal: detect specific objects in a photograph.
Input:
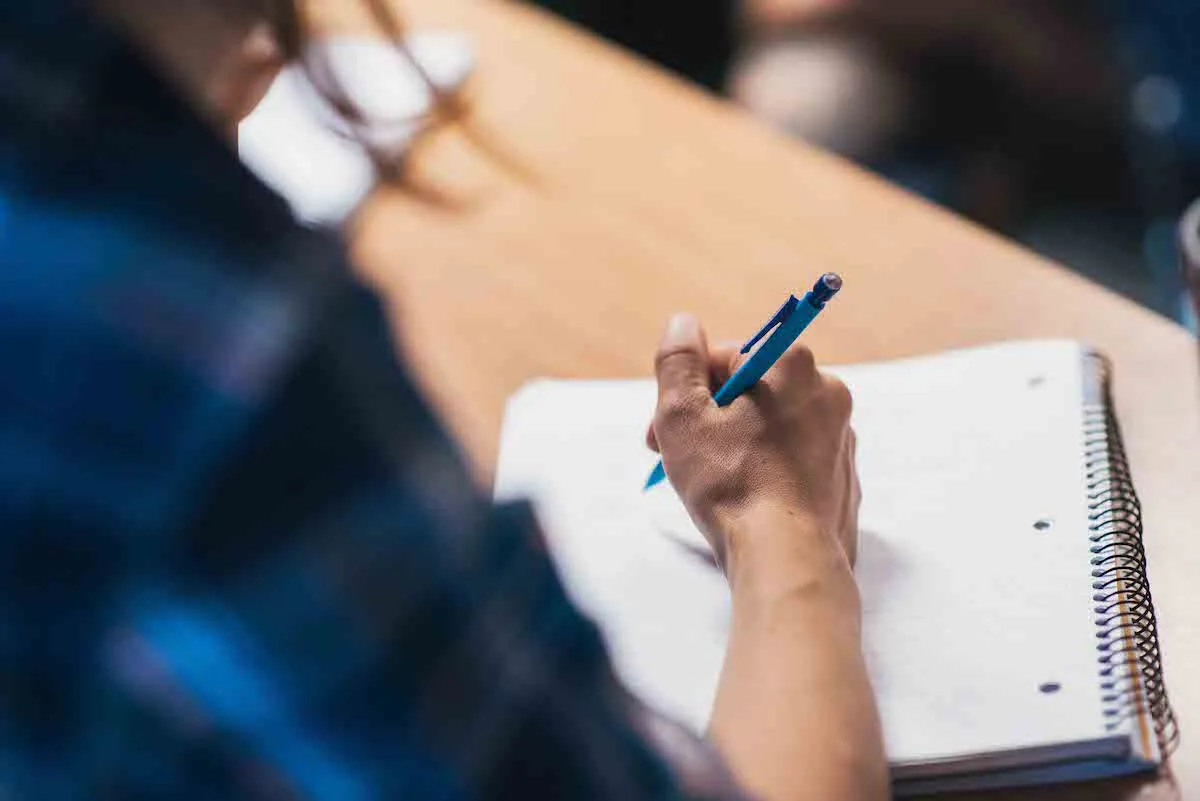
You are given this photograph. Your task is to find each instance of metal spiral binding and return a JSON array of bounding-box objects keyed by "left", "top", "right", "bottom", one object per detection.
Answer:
[{"left": 1084, "top": 358, "right": 1179, "bottom": 758}]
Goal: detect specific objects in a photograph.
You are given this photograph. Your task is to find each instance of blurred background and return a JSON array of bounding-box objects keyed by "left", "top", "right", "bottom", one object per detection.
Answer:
[{"left": 531, "top": 0, "right": 1200, "bottom": 329}]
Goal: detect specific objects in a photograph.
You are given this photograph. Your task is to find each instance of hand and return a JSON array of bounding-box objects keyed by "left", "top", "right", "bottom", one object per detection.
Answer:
[
  {"left": 647, "top": 313, "right": 860, "bottom": 572},
  {"left": 651, "top": 321, "right": 883, "bottom": 801}
]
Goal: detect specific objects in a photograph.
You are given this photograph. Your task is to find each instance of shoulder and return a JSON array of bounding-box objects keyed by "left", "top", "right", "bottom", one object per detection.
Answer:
[{"left": 0, "top": 89, "right": 360, "bottom": 537}]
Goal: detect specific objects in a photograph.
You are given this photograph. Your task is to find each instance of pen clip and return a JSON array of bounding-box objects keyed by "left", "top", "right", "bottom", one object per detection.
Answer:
[{"left": 740, "top": 295, "right": 800, "bottom": 354}]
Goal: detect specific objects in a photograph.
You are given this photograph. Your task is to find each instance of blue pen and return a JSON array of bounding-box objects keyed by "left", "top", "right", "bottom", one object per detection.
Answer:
[{"left": 644, "top": 272, "right": 843, "bottom": 490}]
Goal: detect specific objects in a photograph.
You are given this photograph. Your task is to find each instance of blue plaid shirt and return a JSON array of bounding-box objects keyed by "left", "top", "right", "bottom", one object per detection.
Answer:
[{"left": 0, "top": 7, "right": 739, "bottom": 799}]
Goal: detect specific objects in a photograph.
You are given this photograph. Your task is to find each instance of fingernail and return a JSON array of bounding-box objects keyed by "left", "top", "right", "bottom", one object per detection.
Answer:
[{"left": 662, "top": 313, "right": 700, "bottom": 347}]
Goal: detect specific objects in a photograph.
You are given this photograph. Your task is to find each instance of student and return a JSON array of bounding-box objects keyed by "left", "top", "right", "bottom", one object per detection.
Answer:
[{"left": 0, "top": 2, "right": 886, "bottom": 799}]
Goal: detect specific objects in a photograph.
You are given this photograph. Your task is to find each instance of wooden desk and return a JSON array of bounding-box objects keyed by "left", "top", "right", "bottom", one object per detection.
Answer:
[{"left": 319, "top": 1, "right": 1200, "bottom": 797}]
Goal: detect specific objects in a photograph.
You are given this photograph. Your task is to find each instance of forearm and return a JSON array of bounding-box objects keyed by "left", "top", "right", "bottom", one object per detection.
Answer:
[{"left": 708, "top": 507, "right": 888, "bottom": 801}]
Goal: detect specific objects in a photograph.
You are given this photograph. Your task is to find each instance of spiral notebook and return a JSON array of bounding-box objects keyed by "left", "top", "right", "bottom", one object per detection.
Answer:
[{"left": 494, "top": 340, "right": 1177, "bottom": 795}]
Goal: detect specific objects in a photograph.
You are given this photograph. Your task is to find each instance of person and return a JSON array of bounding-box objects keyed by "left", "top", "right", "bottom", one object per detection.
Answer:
[
  {"left": 0, "top": 1, "right": 886, "bottom": 799},
  {"left": 730, "top": 0, "right": 1127, "bottom": 229}
]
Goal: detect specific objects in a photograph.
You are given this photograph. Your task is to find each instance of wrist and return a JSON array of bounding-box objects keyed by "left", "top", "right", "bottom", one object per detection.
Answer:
[{"left": 721, "top": 501, "right": 859, "bottom": 612}]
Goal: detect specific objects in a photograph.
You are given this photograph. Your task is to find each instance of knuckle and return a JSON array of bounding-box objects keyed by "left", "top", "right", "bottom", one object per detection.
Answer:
[
  {"left": 823, "top": 375, "right": 854, "bottom": 416},
  {"left": 782, "top": 344, "right": 817, "bottom": 374},
  {"left": 656, "top": 390, "right": 705, "bottom": 428},
  {"left": 654, "top": 345, "right": 697, "bottom": 375}
]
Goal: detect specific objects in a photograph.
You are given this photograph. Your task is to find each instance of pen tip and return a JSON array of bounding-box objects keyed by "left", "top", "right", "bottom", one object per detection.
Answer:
[
  {"left": 821, "top": 273, "right": 843, "bottom": 292},
  {"left": 644, "top": 462, "right": 667, "bottom": 490}
]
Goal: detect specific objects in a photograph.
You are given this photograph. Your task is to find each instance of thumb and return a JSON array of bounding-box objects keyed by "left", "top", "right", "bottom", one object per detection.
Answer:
[{"left": 655, "top": 313, "right": 711, "bottom": 408}]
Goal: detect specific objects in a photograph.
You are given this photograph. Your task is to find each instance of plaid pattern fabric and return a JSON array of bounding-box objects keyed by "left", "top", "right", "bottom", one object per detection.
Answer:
[{"left": 0, "top": 7, "right": 740, "bottom": 800}]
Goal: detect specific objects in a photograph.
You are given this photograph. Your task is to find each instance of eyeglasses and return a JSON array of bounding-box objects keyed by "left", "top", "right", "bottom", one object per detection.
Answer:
[
  {"left": 238, "top": 31, "right": 475, "bottom": 225},
  {"left": 299, "top": 31, "right": 474, "bottom": 179}
]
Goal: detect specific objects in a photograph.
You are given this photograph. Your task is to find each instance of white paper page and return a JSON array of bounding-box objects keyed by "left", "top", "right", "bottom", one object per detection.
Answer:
[
  {"left": 495, "top": 340, "right": 1120, "bottom": 769},
  {"left": 497, "top": 380, "right": 733, "bottom": 729}
]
